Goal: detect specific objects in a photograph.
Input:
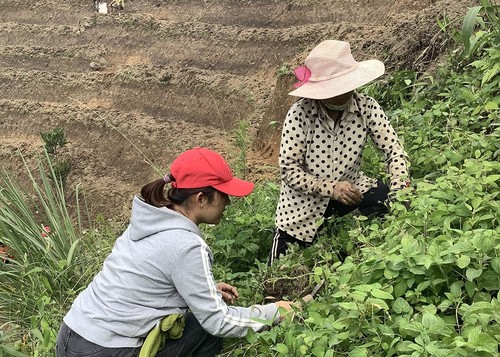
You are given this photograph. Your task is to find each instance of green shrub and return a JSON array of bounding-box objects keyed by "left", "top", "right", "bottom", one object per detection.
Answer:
[
  {"left": 39, "top": 127, "right": 67, "bottom": 155},
  {"left": 220, "top": 2, "right": 500, "bottom": 356},
  {"left": 0, "top": 153, "right": 114, "bottom": 355},
  {"left": 207, "top": 181, "right": 279, "bottom": 274}
]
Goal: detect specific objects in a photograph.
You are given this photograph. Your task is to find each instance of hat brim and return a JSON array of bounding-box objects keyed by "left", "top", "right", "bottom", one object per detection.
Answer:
[
  {"left": 288, "top": 60, "right": 385, "bottom": 99},
  {"left": 213, "top": 177, "right": 255, "bottom": 197}
]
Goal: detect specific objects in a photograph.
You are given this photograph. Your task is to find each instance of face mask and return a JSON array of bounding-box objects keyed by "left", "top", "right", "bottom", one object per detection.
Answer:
[{"left": 321, "top": 98, "right": 350, "bottom": 111}]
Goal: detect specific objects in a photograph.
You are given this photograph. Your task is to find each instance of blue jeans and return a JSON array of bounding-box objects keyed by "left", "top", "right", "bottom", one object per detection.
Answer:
[{"left": 56, "top": 312, "right": 223, "bottom": 357}]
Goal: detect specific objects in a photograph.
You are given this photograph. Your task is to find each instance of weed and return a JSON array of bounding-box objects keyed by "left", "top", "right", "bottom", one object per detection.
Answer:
[
  {"left": 40, "top": 127, "right": 67, "bottom": 155},
  {"left": 53, "top": 159, "right": 71, "bottom": 185},
  {"left": 219, "top": 4, "right": 500, "bottom": 356},
  {"left": 277, "top": 63, "right": 292, "bottom": 77},
  {"left": 0, "top": 152, "right": 107, "bottom": 355},
  {"left": 229, "top": 121, "right": 250, "bottom": 179}
]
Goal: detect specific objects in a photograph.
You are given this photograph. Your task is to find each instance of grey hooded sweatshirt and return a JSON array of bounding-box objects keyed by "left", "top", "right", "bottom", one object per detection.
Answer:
[{"left": 64, "top": 196, "right": 280, "bottom": 348}]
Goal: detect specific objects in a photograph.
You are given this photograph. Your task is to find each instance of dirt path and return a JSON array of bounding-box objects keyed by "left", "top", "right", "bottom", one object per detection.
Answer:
[{"left": 0, "top": 0, "right": 475, "bottom": 219}]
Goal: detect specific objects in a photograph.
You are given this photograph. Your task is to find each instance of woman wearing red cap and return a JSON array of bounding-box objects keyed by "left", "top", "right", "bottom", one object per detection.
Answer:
[
  {"left": 56, "top": 147, "right": 292, "bottom": 357},
  {"left": 269, "top": 40, "right": 411, "bottom": 264}
]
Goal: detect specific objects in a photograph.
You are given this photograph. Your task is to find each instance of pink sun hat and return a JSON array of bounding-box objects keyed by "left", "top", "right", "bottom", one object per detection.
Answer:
[{"left": 288, "top": 40, "right": 385, "bottom": 100}]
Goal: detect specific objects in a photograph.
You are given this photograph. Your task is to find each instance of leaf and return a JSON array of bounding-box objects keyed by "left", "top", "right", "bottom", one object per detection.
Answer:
[
  {"left": 491, "top": 257, "right": 500, "bottom": 274},
  {"left": 350, "top": 290, "right": 368, "bottom": 301},
  {"left": 365, "top": 298, "right": 390, "bottom": 311},
  {"left": 465, "top": 281, "right": 476, "bottom": 298},
  {"left": 393, "top": 297, "right": 412, "bottom": 314},
  {"left": 0, "top": 347, "right": 29, "bottom": 357},
  {"left": 384, "top": 268, "right": 399, "bottom": 279},
  {"left": 393, "top": 279, "right": 407, "bottom": 297},
  {"left": 349, "top": 347, "right": 368, "bottom": 357},
  {"left": 456, "top": 255, "right": 471, "bottom": 269},
  {"left": 484, "top": 101, "right": 498, "bottom": 110},
  {"left": 468, "top": 332, "right": 499, "bottom": 353},
  {"left": 245, "top": 327, "right": 258, "bottom": 343},
  {"left": 470, "top": 197, "right": 483, "bottom": 210},
  {"left": 353, "top": 284, "right": 378, "bottom": 292},
  {"left": 482, "top": 63, "right": 500, "bottom": 86},
  {"left": 408, "top": 266, "right": 426, "bottom": 275},
  {"left": 338, "top": 302, "right": 358, "bottom": 310},
  {"left": 484, "top": 174, "right": 500, "bottom": 184},
  {"left": 479, "top": 237, "right": 494, "bottom": 253},
  {"left": 66, "top": 239, "right": 79, "bottom": 267},
  {"left": 416, "top": 281, "right": 431, "bottom": 292},
  {"left": 422, "top": 313, "right": 438, "bottom": 329},
  {"left": 408, "top": 343, "right": 424, "bottom": 352},
  {"left": 450, "top": 281, "right": 463, "bottom": 298},
  {"left": 424, "top": 342, "right": 448, "bottom": 356},
  {"left": 461, "top": 6, "right": 482, "bottom": 54},
  {"left": 420, "top": 305, "right": 437, "bottom": 315},
  {"left": 331, "top": 317, "right": 351, "bottom": 330},
  {"left": 437, "top": 299, "right": 453, "bottom": 312},
  {"left": 371, "top": 289, "right": 394, "bottom": 300},
  {"left": 466, "top": 268, "right": 483, "bottom": 282},
  {"left": 312, "top": 347, "right": 327, "bottom": 357},
  {"left": 395, "top": 340, "right": 415, "bottom": 353},
  {"left": 273, "top": 343, "right": 289, "bottom": 354}
]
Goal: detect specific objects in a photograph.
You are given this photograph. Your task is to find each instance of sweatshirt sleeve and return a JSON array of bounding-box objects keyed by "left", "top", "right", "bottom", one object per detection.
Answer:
[
  {"left": 171, "top": 239, "right": 280, "bottom": 338},
  {"left": 279, "top": 101, "right": 338, "bottom": 197}
]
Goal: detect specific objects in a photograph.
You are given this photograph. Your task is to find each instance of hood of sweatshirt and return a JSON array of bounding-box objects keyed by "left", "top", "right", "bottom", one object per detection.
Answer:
[{"left": 128, "top": 196, "right": 200, "bottom": 242}]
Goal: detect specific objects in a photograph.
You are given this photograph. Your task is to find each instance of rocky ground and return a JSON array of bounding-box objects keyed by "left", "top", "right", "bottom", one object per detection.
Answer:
[{"left": 0, "top": 0, "right": 476, "bottom": 219}]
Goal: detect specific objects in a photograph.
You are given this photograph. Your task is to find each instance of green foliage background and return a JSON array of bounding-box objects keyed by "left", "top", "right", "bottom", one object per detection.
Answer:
[{"left": 0, "top": 1, "right": 499, "bottom": 356}]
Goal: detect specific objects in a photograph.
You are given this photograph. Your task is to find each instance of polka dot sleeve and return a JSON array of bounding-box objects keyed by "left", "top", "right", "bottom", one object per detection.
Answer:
[
  {"left": 279, "top": 101, "right": 338, "bottom": 197},
  {"left": 366, "top": 97, "right": 410, "bottom": 190}
]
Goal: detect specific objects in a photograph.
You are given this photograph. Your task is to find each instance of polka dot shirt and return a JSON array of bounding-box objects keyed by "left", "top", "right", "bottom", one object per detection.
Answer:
[{"left": 275, "top": 92, "right": 410, "bottom": 242}]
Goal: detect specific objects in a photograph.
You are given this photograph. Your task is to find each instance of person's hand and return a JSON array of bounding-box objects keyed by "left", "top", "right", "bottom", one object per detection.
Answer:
[
  {"left": 332, "top": 181, "right": 363, "bottom": 205},
  {"left": 274, "top": 300, "right": 293, "bottom": 321},
  {"left": 216, "top": 282, "right": 239, "bottom": 304}
]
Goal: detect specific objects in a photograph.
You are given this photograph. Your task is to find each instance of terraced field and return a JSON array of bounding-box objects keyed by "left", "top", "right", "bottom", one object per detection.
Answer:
[{"left": 0, "top": 0, "right": 474, "bottom": 219}]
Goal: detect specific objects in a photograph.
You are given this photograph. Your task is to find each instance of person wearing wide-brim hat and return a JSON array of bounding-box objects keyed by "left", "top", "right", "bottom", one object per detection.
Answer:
[
  {"left": 269, "top": 40, "right": 410, "bottom": 264},
  {"left": 57, "top": 147, "right": 293, "bottom": 357}
]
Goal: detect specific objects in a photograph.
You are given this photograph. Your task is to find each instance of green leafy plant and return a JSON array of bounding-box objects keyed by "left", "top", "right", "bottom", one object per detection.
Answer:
[
  {"left": 277, "top": 63, "right": 293, "bottom": 77},
  {"left": 219, "top": 3, "right": 500, "bottom": 355},
  {"left": 52, "top": 159, "right": 71, "bottom": 185},
  {"left": 39, "top": 127, "right": 71, "bottom": 185},
  {"left": 39, "top": 127, "right": 67, "bottom": 155},
  {"left": 0, "top": 328, "right": 29, "bottom": 357},
  {"left": 0, "top": 152, "right": 114, "bottom": 355},
  {"left": 207, "top": 181, "right": 279, "bottom": 274},
  {"left": 229, "top": 120, "right": 251, "bottom": 179}
]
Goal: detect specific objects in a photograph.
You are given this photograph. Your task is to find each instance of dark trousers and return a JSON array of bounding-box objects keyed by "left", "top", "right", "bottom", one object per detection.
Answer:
[
  {"left": 269, "top": 180, "right": 389, "bottom": 264},
  {"left": 56, "top": 312, "right": 223, "bottom": 357}
]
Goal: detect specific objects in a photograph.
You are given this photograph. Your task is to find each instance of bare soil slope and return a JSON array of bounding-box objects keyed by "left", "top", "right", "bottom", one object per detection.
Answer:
[{"left": 0, "top": 0, "right": 475, "bottom": 219}]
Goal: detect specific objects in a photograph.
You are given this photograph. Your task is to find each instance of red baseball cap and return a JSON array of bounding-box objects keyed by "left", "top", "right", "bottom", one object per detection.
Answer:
[{"left": 170, "top": 147, "right": 254, "bottom": 197}]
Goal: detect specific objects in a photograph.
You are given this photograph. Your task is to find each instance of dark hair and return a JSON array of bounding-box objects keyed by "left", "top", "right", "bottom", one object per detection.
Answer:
[{"left": 140, "top": 175, "right": 217, "bottom": 208}]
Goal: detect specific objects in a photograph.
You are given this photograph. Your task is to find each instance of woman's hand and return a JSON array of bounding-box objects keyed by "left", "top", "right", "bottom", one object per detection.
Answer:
[
  {"left": 332, "top": 181, "right": 363, "bottom": 205},
  {"left": 274, "top": 300, "right": 294, "bottom": 321},
  {"left": 216, "top": 282, "right": 239, "bottom": 304}
]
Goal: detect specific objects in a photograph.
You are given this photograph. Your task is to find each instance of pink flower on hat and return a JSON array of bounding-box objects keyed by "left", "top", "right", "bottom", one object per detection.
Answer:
[{"left": 293, "top": 65, "right": 311, "bottom": 88}]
